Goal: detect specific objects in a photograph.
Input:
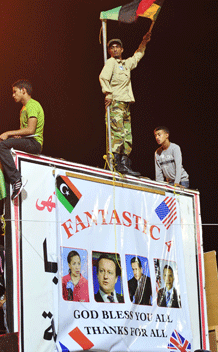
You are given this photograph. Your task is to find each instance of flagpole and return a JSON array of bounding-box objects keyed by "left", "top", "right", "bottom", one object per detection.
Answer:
[
  {"left": 101, "top": 19, "right": 113, "bottom": 170},
  {"left": 148, "top": 20, "right": 155, "bottom": 33},
  {"left": 102, "top": 20, "right": 108, "bottom": 64}
]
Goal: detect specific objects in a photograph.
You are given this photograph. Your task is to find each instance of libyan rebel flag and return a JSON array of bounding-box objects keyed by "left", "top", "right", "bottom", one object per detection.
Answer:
[
  {"left": 56, "top": 175, "right": 82, "bottom": 213},
  {"left": 100, "top": 0, "right": 165, "bottom": 23}
]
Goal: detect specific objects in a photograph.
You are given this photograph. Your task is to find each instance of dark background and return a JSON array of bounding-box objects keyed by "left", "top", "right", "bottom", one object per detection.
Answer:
[{"left": 0, "top": 0, "right": 217, "bottom": 253}]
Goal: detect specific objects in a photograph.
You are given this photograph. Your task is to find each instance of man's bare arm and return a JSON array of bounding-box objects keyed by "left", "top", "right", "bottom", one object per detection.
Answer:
[
  {"left": 0, "top": 117, "right": 37, "bottom": 141},
  {"left": 137, "top": 32, "right": 152, "bottom": 52}
]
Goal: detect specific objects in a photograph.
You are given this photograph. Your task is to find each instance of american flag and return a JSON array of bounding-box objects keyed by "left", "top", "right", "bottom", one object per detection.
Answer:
[
  {"left": 155, "top": 196, "right": 177, "bottom": 230},
  {"left": 168, "top": 330, "right": 191, "bottom": 352}
]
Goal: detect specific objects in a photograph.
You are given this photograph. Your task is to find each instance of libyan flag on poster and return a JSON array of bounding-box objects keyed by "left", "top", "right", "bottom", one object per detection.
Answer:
[{"left": 100, "top": 0, "right": 165, "bottom": 23}]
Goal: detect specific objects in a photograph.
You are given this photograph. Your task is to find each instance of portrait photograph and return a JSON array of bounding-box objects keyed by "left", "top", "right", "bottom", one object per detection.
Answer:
[
  {"left": 61, "top": 247, "right": 89, "bottom": 302},
  {"left": 126, "top": 254, "right": 152, "bottom": 305},
  {"left": 154, "top": 259, "right": 181, "bottom": 308},
  {"left": 92, "top": 251, "right": 124, "bottom": 303}
]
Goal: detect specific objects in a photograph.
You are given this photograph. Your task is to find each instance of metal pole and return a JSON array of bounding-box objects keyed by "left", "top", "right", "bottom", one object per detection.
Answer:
[{"left": 101, "top": 20, "right": 113, "bottom": 170}]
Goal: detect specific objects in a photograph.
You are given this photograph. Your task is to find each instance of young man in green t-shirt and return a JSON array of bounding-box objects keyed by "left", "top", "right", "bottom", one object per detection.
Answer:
[{"left": 0, "top": 79, "right": 44, "bottom": 200}]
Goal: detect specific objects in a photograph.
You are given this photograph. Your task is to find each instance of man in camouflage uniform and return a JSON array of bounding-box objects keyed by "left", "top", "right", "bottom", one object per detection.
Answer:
[{"left": 99, "top": 32, "right": 151, "bottom": 176}]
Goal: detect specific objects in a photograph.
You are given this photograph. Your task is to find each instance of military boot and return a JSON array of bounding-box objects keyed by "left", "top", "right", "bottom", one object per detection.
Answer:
[
  {"left": 113, "top": 153, "right": 127, "bottom": 174},
  {"left": 120, "top": 155, "right": 141, "bottom": 177}
]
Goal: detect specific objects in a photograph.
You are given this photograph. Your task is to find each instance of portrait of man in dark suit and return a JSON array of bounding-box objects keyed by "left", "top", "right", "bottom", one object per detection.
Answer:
[
  {"left": 94, "top": 253, "right": 124, "bottom": 303},
  {"left": 157, "top": 264, "right": 181, "bottom": 308},
  {"left": 128, "top": 256, "right": 152, "bottom": 305}
]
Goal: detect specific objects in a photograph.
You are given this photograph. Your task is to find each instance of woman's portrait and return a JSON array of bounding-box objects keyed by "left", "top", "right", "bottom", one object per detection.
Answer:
[{"left": 62, "top": 248, "right": 89, "bottom": 302}]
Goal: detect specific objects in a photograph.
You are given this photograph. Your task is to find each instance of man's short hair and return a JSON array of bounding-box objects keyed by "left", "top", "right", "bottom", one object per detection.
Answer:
[
  {"left": 107, "top": 39, "right": 123, "bottom": 49},
  {"left": 12, "top": 79, "right": 33, "bottom": 95},
  {"left": 154, "top": 126, "right": 170, "bottom": 135},
  {"left": 163, "top": 264, "right": 173, "bottom": 274},
  {"left": 131, "top": 256, "right": 142, "bottom": 268},
  {"left": 96, "top": 254, "right": 120, "bottom": 277}
]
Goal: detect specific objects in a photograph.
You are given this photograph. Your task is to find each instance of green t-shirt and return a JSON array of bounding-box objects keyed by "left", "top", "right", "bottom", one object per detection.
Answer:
[{"left": 20, "top": 98, "right": 44, "bottom": 146}]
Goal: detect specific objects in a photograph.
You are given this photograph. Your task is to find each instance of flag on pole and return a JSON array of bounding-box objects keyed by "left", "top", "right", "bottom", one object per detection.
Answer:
[{"left": 100, "top": 0, "right": 165, "bottom": 24}]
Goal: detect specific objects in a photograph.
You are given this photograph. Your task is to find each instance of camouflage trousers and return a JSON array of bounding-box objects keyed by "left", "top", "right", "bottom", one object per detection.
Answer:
[{"left": 106, "top": 101, "right": 132, "bottom": 156}]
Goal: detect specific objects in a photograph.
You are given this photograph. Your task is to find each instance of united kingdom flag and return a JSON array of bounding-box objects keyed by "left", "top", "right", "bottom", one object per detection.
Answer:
[
  {"left": 155, "top": 196, "right": 177, "bottom": 230},
  {"left": 168, "top": 330, "right": 191, "bottom": 352}
]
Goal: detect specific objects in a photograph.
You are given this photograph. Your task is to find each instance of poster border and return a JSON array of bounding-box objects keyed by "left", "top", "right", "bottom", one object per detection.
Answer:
[{"left": 9, "top": 151, "right": 207, "bottom": 352}]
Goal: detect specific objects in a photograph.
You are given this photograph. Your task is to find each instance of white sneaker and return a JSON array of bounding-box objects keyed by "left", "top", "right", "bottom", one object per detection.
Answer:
[{"left": 11, "top": 177, "right": 28, "bottom": 200}]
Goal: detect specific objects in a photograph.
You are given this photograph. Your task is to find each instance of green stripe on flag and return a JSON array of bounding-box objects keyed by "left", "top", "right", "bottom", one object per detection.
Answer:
[
  {"left": 100, "top": 6, "right": 121, "bottom": 20},
  {"left": 0, "top": 169, "right": 6, "bottom": 200},
  {"left": 56, "top": 188, "right": 74, "bottom": 213}
]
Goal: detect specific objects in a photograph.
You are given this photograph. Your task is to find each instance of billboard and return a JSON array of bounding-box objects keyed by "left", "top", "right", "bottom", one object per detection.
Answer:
[{"left": 6, "top": 152, "right": 208, "bottom": 352}]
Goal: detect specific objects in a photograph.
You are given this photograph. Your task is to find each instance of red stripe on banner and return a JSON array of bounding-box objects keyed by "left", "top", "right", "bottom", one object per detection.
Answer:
[
  {"left": 175, "top": 330, "right": 182, "bottom": 345},
  {"left": 171, "top": 206, "right": 177, "bottom": 216},
  {"left": 69, "top": 327, "right": 94, "bottom": 350},
  {"left": 166, "top": 205, "right": 176, "bottom": 218},
  {"left": 167, "top": 198, "right": 176, "bottom": 209},
  {"left": 164, "top": 196, "right": 170, "bottom": 203},
  {"left": 169, "top": 202, "right": 176, "bottom": 211},
  {"left": 62, "top": 175, "right": 82, "bottom": 200},
  {"left": 165, "top": 196, "right": 173, "bottom": 204},
  {"left": 136, "top": 0, "right": 156, "bottom": 15},
  {"left": 167, "top": 196, "right": 173, "bottom": 204},
  {"left": 170, "top": 336, "right": 189, "bottom": 352},
  {"left": 164, "top": 207, "right": 177, "bottom": 221},
  {"left": 166, "top": 216, "right": 177, "bottom": 230},
  {"left": 194, "top": 194, "right": 206, "bottom": 349},
  {"left": 14, "top": 155, "right": 21, "bottom": 351},
  {"left": 162, "top": 197, "right": 177, "bottom": 229},
  {"left": 163, "top": 213, "right": 171, "bottom": 226},
  {"left": 163, "top": 207, "right": 176, "bottom": 226},
  {"left": 13, "top": 150, "right": 115, "bottom": 179}
]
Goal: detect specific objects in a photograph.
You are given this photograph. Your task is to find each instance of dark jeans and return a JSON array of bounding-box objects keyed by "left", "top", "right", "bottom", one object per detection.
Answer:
[
  {"left": 180, "top": 180, "right": 189, "bottom": 188},
  {"left": 0, "top": 137, "right": 41, "bottom": 184},
  {"left": 169, "top": 180, "right": 189, "bottom": 188}
]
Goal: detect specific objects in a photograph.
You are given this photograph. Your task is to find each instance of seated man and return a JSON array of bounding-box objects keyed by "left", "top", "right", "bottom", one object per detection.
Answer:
[{"left": 0, "top": 80, "right": 44, "bottom": 200}]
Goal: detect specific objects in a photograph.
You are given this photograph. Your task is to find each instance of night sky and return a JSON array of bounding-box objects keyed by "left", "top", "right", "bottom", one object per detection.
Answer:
[{"left": 0, "top": 0, "right": 217, "bottom": 253}]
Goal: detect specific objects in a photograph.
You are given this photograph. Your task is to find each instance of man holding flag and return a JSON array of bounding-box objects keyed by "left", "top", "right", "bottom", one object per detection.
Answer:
[{"left": 99, "top": 32, "right": 151, "bottom": 176}]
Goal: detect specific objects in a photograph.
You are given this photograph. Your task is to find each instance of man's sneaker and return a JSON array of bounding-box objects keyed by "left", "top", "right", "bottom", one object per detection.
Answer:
[{"left": 11, "top": 178, "right": 27, "bottom": 201}]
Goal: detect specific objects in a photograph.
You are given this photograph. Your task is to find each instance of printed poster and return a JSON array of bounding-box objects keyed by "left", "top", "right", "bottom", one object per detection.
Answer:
[{"left": 55, "top": 173, "right": 193, "bottom": 352}]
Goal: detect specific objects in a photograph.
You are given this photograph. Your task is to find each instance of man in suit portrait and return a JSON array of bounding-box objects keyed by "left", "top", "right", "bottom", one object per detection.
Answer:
[
  {"left": 94, "top": 254, "right": 124, "bottom": 303},
  {"left": 157, "top": 264, "right": 181, "bottom": 308},
  {"left": 128, "top": 256, "right": 152, "bottom": 305}
]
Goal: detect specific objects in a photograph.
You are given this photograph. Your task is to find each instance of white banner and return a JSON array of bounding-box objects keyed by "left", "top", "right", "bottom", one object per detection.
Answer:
[
  {"left": 55, "top": 173, "right": 193, "bottom": 352},
  {"left": 13, "top": 159, "right": 57, "bottom": 352}
]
